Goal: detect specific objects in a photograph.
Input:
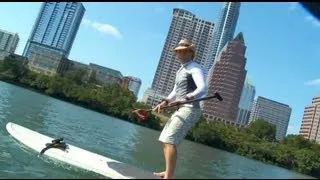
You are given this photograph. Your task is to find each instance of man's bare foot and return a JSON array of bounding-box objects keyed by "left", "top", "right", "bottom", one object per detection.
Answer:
[
  {"left": 153, "top": 171, "right": 166, "bottom": 178},
  {"left": 163, "top": 175, "right": 173, "bottom": 179}
]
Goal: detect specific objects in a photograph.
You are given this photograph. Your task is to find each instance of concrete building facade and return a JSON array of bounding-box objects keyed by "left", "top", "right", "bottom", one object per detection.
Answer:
[
  {"left": 249, "top": 96, "right": 292, "bottom": 141},
  {"left": 121, "top": 76, "right": 141, "bottom": 98},
  {"left": 0, "top": 28, "right": 19, "bottom": 54},
  {"left": 299, "top": 96, "right": 320, "bottom": 144},
  {"left": 89, "top": 63, "right": 123, "bottom": 85},
  {"left": 202, "top": 32, "right": 247, "bottom": 125}
]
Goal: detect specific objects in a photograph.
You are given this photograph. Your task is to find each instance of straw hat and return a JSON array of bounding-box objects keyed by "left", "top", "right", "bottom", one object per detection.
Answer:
[{"left": 173, "top": 39, "right": 196, "bottom": 59}]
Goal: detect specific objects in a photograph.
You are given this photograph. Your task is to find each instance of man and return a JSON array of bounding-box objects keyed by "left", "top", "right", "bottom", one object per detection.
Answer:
[{"left": 153, "top": 39, "right": 206, "bottom": 179}]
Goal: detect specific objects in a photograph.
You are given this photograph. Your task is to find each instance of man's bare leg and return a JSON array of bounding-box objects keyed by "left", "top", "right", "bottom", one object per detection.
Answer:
[
  {"left": 163, "top": 143, "right": 177, "bottom": 179},
  {"left": 154, "top": 143, "right": 177, "bottom": 179},
  {"left": 153, "top": 143, "right": 166, "bottom": 178}
]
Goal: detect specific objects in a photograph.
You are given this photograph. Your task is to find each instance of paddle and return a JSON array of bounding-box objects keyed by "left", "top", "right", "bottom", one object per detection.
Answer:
[{"left": 132, "top": 92, "right": 223, "bottom": 122}]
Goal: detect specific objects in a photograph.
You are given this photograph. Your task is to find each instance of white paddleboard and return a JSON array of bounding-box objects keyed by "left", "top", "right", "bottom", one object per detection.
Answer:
[{"left": 6, "top": 122, "right": 159, "bottom": 179}]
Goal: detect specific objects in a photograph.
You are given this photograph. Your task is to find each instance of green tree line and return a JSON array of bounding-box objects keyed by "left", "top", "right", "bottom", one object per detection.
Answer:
[
  {"left": 0, "top": 57, "right": 161, "bottom": 130},
  {"left": 0, "top": 57, "right": 320, "bottom": 178}
]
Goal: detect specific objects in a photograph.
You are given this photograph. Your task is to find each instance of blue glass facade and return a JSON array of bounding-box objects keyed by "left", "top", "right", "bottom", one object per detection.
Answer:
[
  {"left": 205, "top": 2, "right": 240, "bottom": 78},
  {"left": 127, "top": 76, "right": 141, "bottom": 98},
  {"left": 236, "top": 78, "right": 256, "bottom": 125},
  {"left": 23, "top": 2, "right": 85, "bottom": 58}
]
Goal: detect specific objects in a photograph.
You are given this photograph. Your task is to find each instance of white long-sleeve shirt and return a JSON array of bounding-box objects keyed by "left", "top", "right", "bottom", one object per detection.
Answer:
[{"left": 166, "top": 60, "right": 206, "bottom": 108}]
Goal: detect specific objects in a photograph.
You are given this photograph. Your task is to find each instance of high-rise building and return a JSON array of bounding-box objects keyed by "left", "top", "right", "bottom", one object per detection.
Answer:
[
  {"left": 27, "top": 42, "right": 69, "bottom": 76},
  {"left": 23, "top": 2, "right": 85, "bottom": 58},
  {"left": 148, "top": 8, "right": 215, "bottom": 106},
  {"left": 202, "top": 32, "right": 247, "bottom": 125},
  {"left": 128, "top": 76, "right": 141, "bottom": 98},
  {"left": 121, "top": 76, "right": 142, "bottom": 98},
  {"left": 0, "top": 28, "right": 19, "bottom": 53},
  {"left": 299, "top": 96, "right": 320, "bottom": 143},
  {"left": 236, "top": 77, "right": 256, "bottom": 125},
  {"left": 141, "top": 88, "right": 154, "bottom": 103},
  {"left": 89, "top": 63, "right": 123, "bottom": 85},
  {"left": 249, "top": 96, "right": 292, "bottom": 141},
  {"left": 205, "top": 2, "right": 241, "bottom": 78}
]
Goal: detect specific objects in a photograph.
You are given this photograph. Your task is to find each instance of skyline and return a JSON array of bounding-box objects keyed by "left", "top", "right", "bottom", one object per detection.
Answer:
[{"left": 1, "top": 2, "right": 320, "bottom": 135}]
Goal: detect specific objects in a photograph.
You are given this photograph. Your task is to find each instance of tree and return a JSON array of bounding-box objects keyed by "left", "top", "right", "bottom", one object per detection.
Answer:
[
  {"left": 294, "top": 149, "right": 320, "bottom": 176},
  {"left": 282, "top": 134, "right": 313, "bottom": 150},
  {"left": 87, "top": 69, "right": 98, "bottom": 84},
  {"left": 64, "top": 68, "right": 87, "bottom": 85},
  {"left": 247, "top": 119, "right": 277, "bottom": 142},
  {"left": 0, "top": 57, "right": 28, "bottom": 80}
]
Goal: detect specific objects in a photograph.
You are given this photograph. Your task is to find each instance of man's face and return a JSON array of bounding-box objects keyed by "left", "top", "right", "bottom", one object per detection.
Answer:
[{"left": 175, "top": 49, "right": 192, "bottom": 61}]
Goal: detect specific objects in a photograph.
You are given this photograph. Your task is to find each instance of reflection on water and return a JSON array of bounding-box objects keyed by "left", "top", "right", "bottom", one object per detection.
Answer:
[{"left": 0, "top": 81, "right": 315, "bottom": 179}]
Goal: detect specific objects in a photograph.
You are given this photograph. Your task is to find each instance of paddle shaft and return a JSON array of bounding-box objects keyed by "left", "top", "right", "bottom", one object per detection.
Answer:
[{"left": 146, "top": 93, "right": 222, "bottom": 112}]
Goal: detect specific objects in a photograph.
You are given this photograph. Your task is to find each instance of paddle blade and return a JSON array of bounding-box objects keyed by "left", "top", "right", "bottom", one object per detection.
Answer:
[{"left": 132, "top": 109, "right": 149, "bottom": 122}]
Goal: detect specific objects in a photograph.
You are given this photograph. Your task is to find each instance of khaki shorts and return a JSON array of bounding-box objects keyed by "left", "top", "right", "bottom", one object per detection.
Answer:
[{"left": 158, "top": 106, "right": 201, "bottom": 145}]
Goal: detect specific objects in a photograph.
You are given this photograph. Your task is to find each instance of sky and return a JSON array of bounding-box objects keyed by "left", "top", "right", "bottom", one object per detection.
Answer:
[{"left": 0, "top": 2, "right": 319, "bottom": 135}]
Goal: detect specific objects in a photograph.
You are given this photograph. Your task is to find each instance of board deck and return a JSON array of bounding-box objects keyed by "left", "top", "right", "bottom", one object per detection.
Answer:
[{"left": 6, "top": 122, "right": 158, "bottom": 179}]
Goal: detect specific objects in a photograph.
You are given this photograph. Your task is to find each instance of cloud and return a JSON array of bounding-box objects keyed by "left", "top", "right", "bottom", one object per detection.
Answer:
[
  {"left": 289, "top": 2, "right": 298, "bottom": 11},
  {"left": 305, "top": 15, "right": 320, "bottom": 27},
  {"left": 91, "top": 22, "right": 123, "bottom": 39},
  {"left": 82, "top": 18, "right": 123, "bottom": 39},
  {"left": 304, "top": 78, "right": 320, "bottom": 86}
]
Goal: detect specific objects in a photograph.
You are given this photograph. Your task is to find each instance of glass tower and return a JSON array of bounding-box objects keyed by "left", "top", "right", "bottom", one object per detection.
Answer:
[
  {"left": 205, "top": 2, "right": 241, "bottom": 78},
  {"left": 23, "top": 2, "right": 85, "bottom": 58}
]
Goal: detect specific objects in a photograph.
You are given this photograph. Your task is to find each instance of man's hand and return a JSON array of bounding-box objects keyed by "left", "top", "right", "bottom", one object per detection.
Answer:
[
  {"left": 167, "top": 99, "right": 187, "bottom": 107},
  {"left": 152, "top": 100, "right": 168, "bottom": 114},
  {"left": 167, "top": 95, "right": 194, "bottom": 107},
  {"left": 185, "top": 95, "right": 194, "bottom": 101}
]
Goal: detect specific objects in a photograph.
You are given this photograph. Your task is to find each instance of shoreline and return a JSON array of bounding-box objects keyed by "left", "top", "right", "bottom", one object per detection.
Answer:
[{"left": 0, "top": 79, "right": 160, "bottom": 130}]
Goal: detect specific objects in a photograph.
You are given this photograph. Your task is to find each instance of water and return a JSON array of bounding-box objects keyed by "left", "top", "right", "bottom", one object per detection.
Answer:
[{"left": 0, "top": 81, "right": 314, "bottom": 179}]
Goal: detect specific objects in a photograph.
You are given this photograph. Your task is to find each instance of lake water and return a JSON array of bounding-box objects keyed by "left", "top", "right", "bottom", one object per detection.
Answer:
[{"left": 0, "top": 81, "right": 313, "bottom": 179}]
